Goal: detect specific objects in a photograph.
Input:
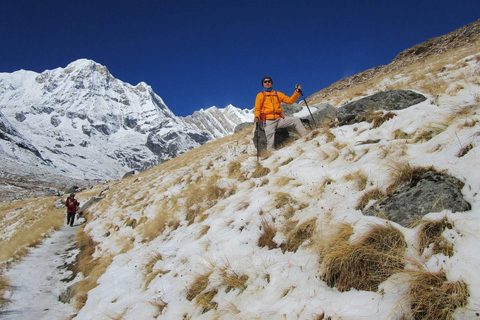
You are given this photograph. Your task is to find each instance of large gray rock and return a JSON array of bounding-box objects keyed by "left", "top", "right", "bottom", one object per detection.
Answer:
[
  {"left": 336, "top": 90, "right": 427, "bottom": 125},
  {"left": 364, "top": 169, "right": 471, "bottom": 226},
  {"left": 283, "top": 103, "right": 337, "bottom": 128}
]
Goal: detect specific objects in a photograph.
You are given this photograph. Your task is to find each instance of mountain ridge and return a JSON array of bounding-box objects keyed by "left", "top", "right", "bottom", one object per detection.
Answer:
[{"left": 0, "top": 59, "right": 252, "bottom": 200}]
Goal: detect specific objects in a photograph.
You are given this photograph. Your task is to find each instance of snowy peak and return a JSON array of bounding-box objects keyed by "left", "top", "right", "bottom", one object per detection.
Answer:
[
  {"left": 0, "top": 59, "right": 253, "bottom": 200},
  {"left": 183, "top": 104, "right": 253, "bottom": 139}
]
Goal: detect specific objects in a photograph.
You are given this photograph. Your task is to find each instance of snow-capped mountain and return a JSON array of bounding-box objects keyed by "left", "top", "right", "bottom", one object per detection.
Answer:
[{"left": 0, "top": 59, "right": 252, "bottom": 193}]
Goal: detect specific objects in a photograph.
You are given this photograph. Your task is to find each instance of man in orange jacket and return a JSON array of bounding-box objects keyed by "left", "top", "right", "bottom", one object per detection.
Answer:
[{"left": 254, "top": 76, "right": 307, "bottom": 151}]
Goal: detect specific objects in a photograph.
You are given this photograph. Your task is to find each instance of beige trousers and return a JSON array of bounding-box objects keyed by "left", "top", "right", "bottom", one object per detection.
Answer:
[{"left": 264, "top": 117, "right": 307, "bottom": 151}]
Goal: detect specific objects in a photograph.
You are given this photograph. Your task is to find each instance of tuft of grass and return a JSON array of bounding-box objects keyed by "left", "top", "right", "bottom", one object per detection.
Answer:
[
  {"left": 356, "top": 188, "right": 385, "bottom": 211},
  {"left": 279, "top": 157, "right": 294, "bottom": 166},
  {"left": 413, "top": 123, "right": 448, "bottom": 143},
  {"left": 251, "top": 163, "right": 271, "bottom": 178},
  {"left": 221, "top": 270, "right": 249, "bottom": 293},
  {"left": 227, "top": 161, "right": 246, "bottom": 181},
  {"left": 196, "top": 289, "right": 218, "bottom": 313},
  {"left": 407, "top": 271, "right": 469, "bottom": 320},
  {"left": 457, "top": 143, "right": 473, "bottom": 157},
  {"left": 393, "top": 129, "right": 415, "bottom": 140},
  {"left": 186, "top": 271, "right": 212, "bottom": 301},
  {"left": 386, "top": 163, "right": 443, "bottom": 197},
  {"left": 184, "top": 174, "right": 235, "bottom": 225},
  {"left": 319, "top": 223, "right": 406, "bottom": 292},
  {"left": 150, "top": 298, "right": 167, "bottom": 317},
  {"left": 140, "top": 208, "right": 170, "bottom": 241},
  {"left": 258, "top": 218, "right": 278, "bottom": 250},
  {"left": 361, "top": 109, "right": 397, "bottom": 128},
  {"left": 387, "top": 161, "right": 415, "bottom": 192},
  {"left": 275, "top": 176, "right": 294, "bottom": 188},
  {"left": 143, "top": 253, "right": 169, "bottom": 289},
  {"left": 281, "top": 218, "right": 317, "bottom": 253},
  {"left": 344, "top": 170, "right": 369, "bottom": 191},
  {"left": 272, "top": 192, "right": 307, "bottom": 219},
  {"left": 418, "top": 219, "right": 454, "bottom": 257}
]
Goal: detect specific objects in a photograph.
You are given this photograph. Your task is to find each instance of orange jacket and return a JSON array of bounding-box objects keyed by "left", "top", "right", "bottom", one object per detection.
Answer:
[{"left": 255, "top": 90, "right": 300, "bottom": 120}]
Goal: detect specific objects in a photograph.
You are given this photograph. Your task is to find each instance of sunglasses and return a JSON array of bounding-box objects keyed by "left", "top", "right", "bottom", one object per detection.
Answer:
[{"left": 263, "top": 80, "right": 272, "bottom": 83}]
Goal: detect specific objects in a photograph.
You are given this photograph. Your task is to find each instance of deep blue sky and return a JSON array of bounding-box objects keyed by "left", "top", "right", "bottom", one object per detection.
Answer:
[{"left": 1, "top": 0, "right": 479, "bottom": 116}]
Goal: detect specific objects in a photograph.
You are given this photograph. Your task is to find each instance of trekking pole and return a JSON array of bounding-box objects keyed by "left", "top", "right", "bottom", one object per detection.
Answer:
[
  {"left": 255, "top": 122, "right": 260, "bottom": 162},
  {"left": 297, "top": 85, "right": 317, "bottom": 128}
]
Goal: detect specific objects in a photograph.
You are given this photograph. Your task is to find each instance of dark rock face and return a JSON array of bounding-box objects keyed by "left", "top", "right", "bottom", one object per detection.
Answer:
[
  {"left": 364, "top": 169, "right": 471, "bottom": 226},
  {"left": 336, "top": 90, "right": 427, "bottom": 125},
  {"left": 51, "top": 115, "right": 61, "bottom": 127}
]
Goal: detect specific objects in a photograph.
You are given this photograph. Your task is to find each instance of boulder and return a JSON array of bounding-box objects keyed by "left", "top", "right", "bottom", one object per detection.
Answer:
[
  {"left": 364, "top": 169, "right": 471, "bottom": 226},
  {"left": 283, "top": 103, "right": 337, "bottom": 128},
  {"left": 336, "top": 90, "right": 427, "bottom": 125}
]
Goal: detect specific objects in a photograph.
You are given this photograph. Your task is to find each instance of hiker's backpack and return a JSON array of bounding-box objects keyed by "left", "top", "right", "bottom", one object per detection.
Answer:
[{"left": 67, "top": 198, "right": 77, "bottom": 211}]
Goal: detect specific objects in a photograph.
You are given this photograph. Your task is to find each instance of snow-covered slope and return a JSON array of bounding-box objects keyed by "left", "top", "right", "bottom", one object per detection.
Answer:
[
  {"left": 0, "top": 59, "right": 252, "bottom": 199},
  {"left": 28, "top": 48, "right": 476, "bottom": 319}
]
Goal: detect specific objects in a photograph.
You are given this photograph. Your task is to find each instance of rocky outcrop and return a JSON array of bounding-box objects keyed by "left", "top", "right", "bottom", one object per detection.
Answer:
[
  {"left": 364, "top": 168, "right": 471, "bottom": 226},
  {"left": 336, "top": 90, "right": 427, "bottom": 125}
]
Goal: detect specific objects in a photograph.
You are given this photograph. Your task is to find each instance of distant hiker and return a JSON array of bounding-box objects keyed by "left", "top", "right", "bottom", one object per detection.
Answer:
[
  {"left": 65, "top": 193, "right": 79, "bottom": 227},
  {"left": 254, "top": 76, "right": 307, "bottom": 151}
]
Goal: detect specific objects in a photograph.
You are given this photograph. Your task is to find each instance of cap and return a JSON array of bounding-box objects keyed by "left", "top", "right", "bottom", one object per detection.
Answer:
[{"left": 261, "top": 76, "right": 273, "bottom": 85}]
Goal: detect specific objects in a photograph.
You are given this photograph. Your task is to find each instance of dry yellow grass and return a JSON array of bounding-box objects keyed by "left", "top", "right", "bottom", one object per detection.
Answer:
[
  {"left": 393, "top": 129, "right": 415, "bottom": 140},
  {"left": 186, "top": 271, "right": 212, "bottom": 301},
  {"left": 406, "top": 271, "right": 469, "bottom": 320},
  {"left": 412, "top": 123, "right": 448, "bottom": 143},
  {"left": 360, "top": 109, "right": 397, "bottom": 128},
  {"left": 196, "top": 289, "right": 218, "bottom": 313},
  {"left": 344, "top": 170, "right": 369, "bottom": 191},
  {"left": 318, "top": 223, "right": 406, "bottom": 292},
  {"left": 355, "top": 188, "right": 385, "bottom": 211},
  {"left": 258, "top": 218, "right": 278, "bottom": 250},
  {"left": 418, "top": 219, "right": 454, "bottom": 257},
  {"left": 220, "top": 270, "right": 249, "bottom": 293},
  {"left": 72, "top": 227, "right": 113, "bottom": 309},
  {"left": 139, "top": 203, "right": 175, "bottom": 241},
  {"left": 227, "top": 161, "right": 246, "bottom": 181},
  {"left": 281, "top": 218, "right": 317, "bottom": 253},
  {"left": 251, "top": 162, "right": 271, "bottom": 178},
  {"left": 0, "top": 196, "right": 66, "bottom": 264},
  {"left": 184, "top": 174, "right": 234, "bottom": 225}
]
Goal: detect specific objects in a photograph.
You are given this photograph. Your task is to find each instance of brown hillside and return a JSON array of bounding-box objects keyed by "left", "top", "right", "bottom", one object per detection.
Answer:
[{"left": 307, "top": 19, "right": 480, "bottom": 106}]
